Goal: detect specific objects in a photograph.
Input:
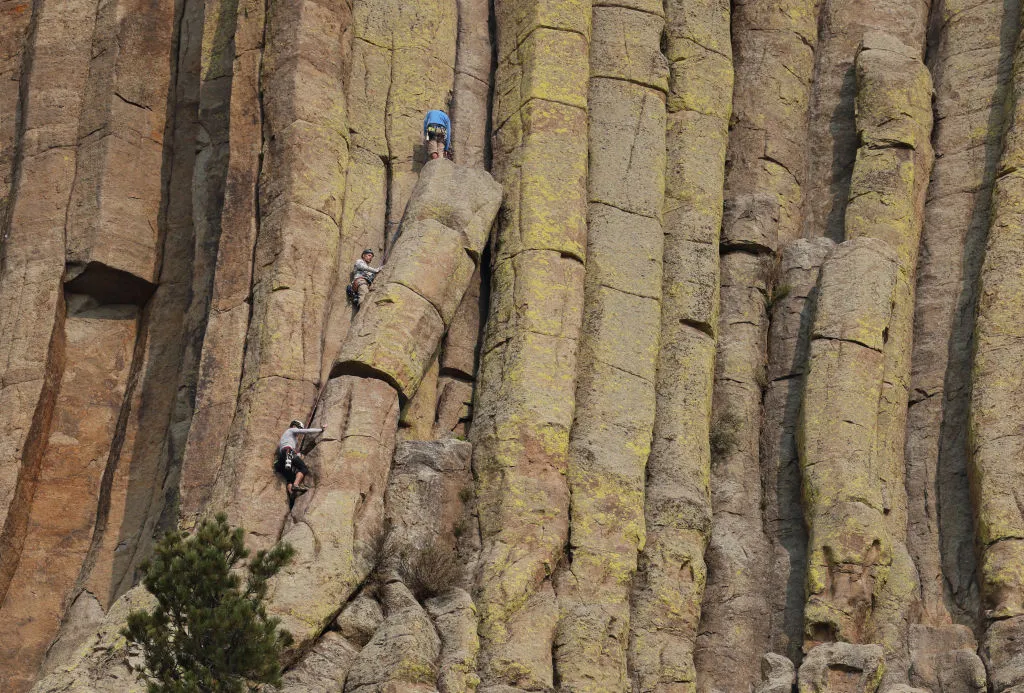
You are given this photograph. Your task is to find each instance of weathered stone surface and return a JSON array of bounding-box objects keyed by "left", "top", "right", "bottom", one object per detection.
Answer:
[
  {"left": 762, "top": 237, "right": 834, "bottom": 660},
  {"left": 30, "top": 586, "right": 153, "bottom": 692},
  {"left": 0, "top": 0, "right": 98, "bottom": 571},
  {"left": 797, "top": 643, "right": 885, "bottom": 693},
  {"left": 842, "top": 36, "right": 934, "bottom": 681},
  {"left": 800, "top": 238, "right": 899, "bottom": 646},
  {"left": 756, "top": 653, "right": 797, "bottom": 693},
  {"left": 908, "top": 624, "right": 986, "bottom": 692},
  {"left": 177, "top": 0, "right": 269, "bottom": 526},
  {"left": 970, "top": 15, "right": 1024, "bottom": 692},
  {"left": 279, "top": 632, "right": 360, "bottom": 693},
  {"left": 472, "top": 0, "right": 590, "bottom": 688},
  {"left": 385, "top": 439, "right": 476, "bottom": 562},
  {"left": 629, "top": 0, "right": 729, "bottom": 690},
  {"left": 0, "top": 306, "right": 137, "bottom": 692},
  {"left": 906, "top": 0, "right": 1010, "bottom": 628},
  {"left": 64, "top": 0, "right": 176, "bottom": 286},
  {"left": 426, "top": 588, "right": 481, "bottom": 693},
  {"left": 552, "top": 3, "right": 664, "bottom": 689},
  {"left": 336, "top": 594, "right": 386, "bottom": 648},
  {"left": 336, "top": 161, "right": 501, "bottom": 399},
  {"left": 345, "top": 582, "right": 442, "bottom": 693},
  {"left": 802, "top": 0, "right": 929, "bottom": 241},
  {"left": 268, "top": 375, "right": 400, "bottom": 646}
]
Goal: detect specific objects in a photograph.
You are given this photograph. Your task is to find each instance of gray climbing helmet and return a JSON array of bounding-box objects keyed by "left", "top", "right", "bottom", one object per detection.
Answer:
[{"left": 290, "top": 420, "right": 303, "bottom": 429}]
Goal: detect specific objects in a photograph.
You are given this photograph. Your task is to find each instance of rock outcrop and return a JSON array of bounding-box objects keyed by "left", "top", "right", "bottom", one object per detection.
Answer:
[{"left": 6, "top": 0, "right": 1024, "bottom": 691}]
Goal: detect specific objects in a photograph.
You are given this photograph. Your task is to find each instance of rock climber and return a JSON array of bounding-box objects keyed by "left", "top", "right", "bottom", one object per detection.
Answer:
[
  {"left": 275, "top": 419, "right": 321, "bottom": 498},
  {"left": 349, "top": 248, "right": 383, "bottom": 307},
  {"left": 423, "top": 109, "right": 452, "bottom": 161}
]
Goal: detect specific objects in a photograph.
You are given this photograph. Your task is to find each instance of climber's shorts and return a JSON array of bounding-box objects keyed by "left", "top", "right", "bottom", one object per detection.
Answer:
[
  {"left": 275, "top": 447, "right": 308, "bottom": 482},
  {"left": 426, "top": 124, "right": 447, "bottom": 142}
]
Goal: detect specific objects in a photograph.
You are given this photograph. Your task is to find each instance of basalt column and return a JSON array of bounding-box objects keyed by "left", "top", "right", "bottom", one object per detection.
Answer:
[
  {"left": 907, "top": 0, "right": 1018, "bottom": 627},
  {"left": 552, "top": 1, "right": 665, "bottom": 689},
  {"left": 799, "top": 237, "right": 899, "bottom": 651},
  {"left": 206, "top": 0, "right": 351, "bottom": 546},
  {"left": 696, "top": 0, "right": 816, "bottom": 685},
  {"left": 319, "top": 0, "right": 458, "bottom": 386},
  {"left": 969, "top": 15, "right": 1024, "bottom": 692},
  {"left": 706, "top": 0, "right": 820, "bottom": 675},
  {"left": 761, "top": 237, "right": 833, "bottom": 661},
  {"left": 629, "top": 0, "right": 730, "bottom": 690},
  {"left": 270, "top": 160, "right": 501, "bottom": 648},
  {"left": 802, "top": 0, "right": 929, "bottom": 241},
  {"left": 177, "top": 0, "right": 268, "bottom": 524},
  {"left": 432, "top": 0, "right": 494, "bottom": 439},
  {"left": 0, "top": 0, "right": 33, "bottom": 225},
  {"left": 840, "top": 34, "right": 934, "bottom": 682},
  {"left": 471, "top": 0, "right": 590, "bottom": 687},
  {"left": 0, "top": 0, "right": 179, "bottom": 684}
]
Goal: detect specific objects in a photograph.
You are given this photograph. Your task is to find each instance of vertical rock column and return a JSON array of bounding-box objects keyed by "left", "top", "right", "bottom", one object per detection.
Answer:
[
  {"left": 841, "top": 34, "right": 933, "bottom": 679},
  {"left": 177, "top": 0, "right": 267, "bottom": 523},
  {"left": 628, "top": 0, "right": 730, "bottom": 690},
  {"left": 762, "top": 237, "right": 834, "bottom": 661},
  {"left": 696, "top": 0, "right": 809, "bottom": 686},
  {"left": 720, "top": 0, "right": 821, "bottom": 668},
  {"left": 472, "top": 0, "right": 590, "bottom": 687},
  {"left": 801, "top": 0, "right": 929, "bottom": 241},
  {"left": 433, "top": 0, "right": 495, "bottom": 440},
  {"left": 264, "top": 161, "right": 499, "bottom": 649},
  {"left": 907, "top": 0, "right": 1017, "bottom": 625},
  {"left": 799, "top": 237, "right": 899, "bottom": 649},
  {"left": 0, "top": 0, "right": 33, "bottom": 224},
  {"left": 552, "top": 1, "right": 665, "bottom": 689},
  {"left": 319, "top": 0, "right": 458, "bottom": 383},
  {"left": 208, "top": 0, "right": 351, "bottom": 545},
  {"left": 969, "top": 16, "right": 1024, "bottom": 693},
  {"left": 0, "top": 0, "right": 96, "bottom": 549}
]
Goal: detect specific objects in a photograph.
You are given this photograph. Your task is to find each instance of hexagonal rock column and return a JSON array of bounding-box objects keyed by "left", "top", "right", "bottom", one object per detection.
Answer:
[
  {"left": 695, "top": 0, "right": 808, "bottom": 686},
  {"left": 266, "top": 160, "right": 500, "bottom": 649},
  {"left": 551, "top": 0, "right": 666, "bottom": 689},
  {"left": 470, "top": 0, "right": 591, "bottom": 689},
  {"left": 969, "top": 14, "right": 1024, "bottom": 692},
  {"left": 842, "top": 33, "right": 934, "bottom": 681},
  {"left": 799, "top": 238, "right": 899, "bottom": 647}
]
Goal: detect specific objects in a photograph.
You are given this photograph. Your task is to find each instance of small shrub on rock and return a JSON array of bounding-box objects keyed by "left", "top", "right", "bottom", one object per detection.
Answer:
[
  {"left": 122, "top": 513, "right": 295, "bottom": 692},
  {"left": 401, "top": 539, "right": 463, "bottom": 601}
]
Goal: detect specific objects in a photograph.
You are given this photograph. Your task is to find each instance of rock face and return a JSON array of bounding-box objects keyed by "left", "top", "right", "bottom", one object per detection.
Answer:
[{"left": 6, "top": 1, "right": 1024, "bottom": 692}]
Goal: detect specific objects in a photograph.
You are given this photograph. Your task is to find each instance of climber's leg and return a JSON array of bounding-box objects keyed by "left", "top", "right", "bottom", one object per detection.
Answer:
[
  {"left": 427, "top": 137, "right": 443, "bottom": 160},
  {"left": 357, "top": 280, "right": 370, "bottom": 302}
]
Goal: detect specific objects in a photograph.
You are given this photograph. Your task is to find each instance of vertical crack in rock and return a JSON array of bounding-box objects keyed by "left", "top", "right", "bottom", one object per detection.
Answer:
[
  {"left": 0, "top": 0, "right": 98, "bottom": 565},
  {"left": 695, "top": 0, "right": 805, "bottom": 688},
  {"left": 552, "top": 0, "right": 666, "bottom": 689},
  {"left": 177, "top": 0, "right": 269, "bottom": 525},
  {"left": 969, "top": 10, "right": 1024, "bottom": 692},
  {"left": 802, "top": 0, "right": 930, "bottom": 242},
  {"left": 471, "top": 0, "right": 591, "bottom": 687},
  {"left": 0, "top": 0, "right": 34, "bottom": 234},
  {"left": 271, "top": 160, "right": 500, "bottom": 652},
  {"left": 907, "top": 0, "right": 1019, "bottom": 630},
  {"left": 841, "top": 33, "right": 934, "bottom": 685},
  {"left": 626, "top": 0, "right": 730, "bottom": 691},
  {"left": 206, "top": 0, "right": 353, "bottom": 548},
  {"left": 799, "top": 237, "right": 899, "bottom": 654},
  {"left": 762, "top": 237, "right": 833, "bottom": 662},
  {"left": 721, "top": 0, "right": 822, "bottom": 674}
]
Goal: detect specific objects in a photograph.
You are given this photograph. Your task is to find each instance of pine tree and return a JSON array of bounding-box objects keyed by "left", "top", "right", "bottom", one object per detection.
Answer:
[{"left": 123, "top": 513, "right": 296, "bottom": 692}]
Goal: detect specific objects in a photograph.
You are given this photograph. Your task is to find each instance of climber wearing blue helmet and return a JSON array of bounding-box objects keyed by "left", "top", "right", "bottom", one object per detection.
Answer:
[{"left": 423, "top": 109, "right": 452, "bottom": 161}]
